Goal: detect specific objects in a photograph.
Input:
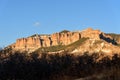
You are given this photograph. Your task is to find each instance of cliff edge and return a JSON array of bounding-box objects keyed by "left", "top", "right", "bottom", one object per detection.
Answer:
[{"left": 6, "top": 28, "right": 120, "bottom": 55}]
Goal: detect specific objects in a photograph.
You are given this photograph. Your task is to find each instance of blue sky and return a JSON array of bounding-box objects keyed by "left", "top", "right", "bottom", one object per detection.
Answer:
[{"left": 0, "top": 0, "right": 120, "bottom": 47}]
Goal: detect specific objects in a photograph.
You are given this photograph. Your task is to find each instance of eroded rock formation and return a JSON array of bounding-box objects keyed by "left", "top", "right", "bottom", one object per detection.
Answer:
[
  {"left": 51, "top": 32, "right": 81, "bottom": 46},
  {"left": 9, "top": 28, "right": 119, "bottom": 53},
  {"left": 10, "top": 31, "right": 81, "bottom": 52}
]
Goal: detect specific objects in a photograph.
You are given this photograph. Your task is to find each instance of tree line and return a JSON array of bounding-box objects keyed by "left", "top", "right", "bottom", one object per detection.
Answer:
[{"left": 0, "top": 50, "right": 120, "bottom": 80}]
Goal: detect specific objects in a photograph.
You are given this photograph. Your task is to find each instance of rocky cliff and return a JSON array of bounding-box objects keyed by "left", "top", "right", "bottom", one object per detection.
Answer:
[
  {"left": 8, "top": 28, "right": 120, "bottom": 54},
  {"left": 10, "top": 31, "right": 81, "bottom": 52}
]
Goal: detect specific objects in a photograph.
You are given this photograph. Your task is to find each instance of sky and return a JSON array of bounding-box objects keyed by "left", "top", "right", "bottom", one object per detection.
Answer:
[{"left": 0, "top": 0, "right": 120, "bottom": 47}]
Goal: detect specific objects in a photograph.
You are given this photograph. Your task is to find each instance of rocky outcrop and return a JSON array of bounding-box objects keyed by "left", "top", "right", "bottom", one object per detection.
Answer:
[
  {"left": 11, "top": 36, "right": 42, "bottom": 52},
  {"left": 72, "top": 39, "right": 120, "bottom": 56},
  {"left": 51, "top": 32, "right": 81, "bottom": 45},
  {"left": 80, "top": 28, "right": 101, "bottom": 40},
  {"left": 9, "top": 28, "right": 119, "bottom": 53},
  {"left": 10, "top": 31, "right": 81, "bottom": 52}
]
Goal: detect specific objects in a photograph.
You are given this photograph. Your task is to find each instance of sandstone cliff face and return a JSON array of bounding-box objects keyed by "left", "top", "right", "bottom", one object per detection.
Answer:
[
  {"left": 9, "top": 28, "right": 120, "bottom": 54},
  {"left": 80, "top": 28, "right": 101, "bottom": 40},
  {"left": 11, "top": 36, "right": 42, "bottom": 52},
  {"left": 11, "top": 31, "right": 81, "bottom": 52},
  {"left": 51, "top": 32, "right": 81, "bottom": 45}
]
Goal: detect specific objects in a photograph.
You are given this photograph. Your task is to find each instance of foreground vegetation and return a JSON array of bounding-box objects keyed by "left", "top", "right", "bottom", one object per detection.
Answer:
[{"left": 0, "top": 50, "right": 120, "bottom": 80}]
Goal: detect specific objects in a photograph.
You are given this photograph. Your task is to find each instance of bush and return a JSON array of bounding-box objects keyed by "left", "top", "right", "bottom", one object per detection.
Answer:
[{"left": 0, "top": 51, "right": 120, "bottom": 80}]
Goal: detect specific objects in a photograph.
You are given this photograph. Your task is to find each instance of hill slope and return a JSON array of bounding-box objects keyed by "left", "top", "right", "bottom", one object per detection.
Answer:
[{"left": 5, "top": 28, "right": 120, "bottom": 56}]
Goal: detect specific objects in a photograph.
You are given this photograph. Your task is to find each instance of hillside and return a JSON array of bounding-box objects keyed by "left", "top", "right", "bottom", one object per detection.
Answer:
[
  {"left": 5, "top": 28, "right": 120, "bottom": 56},
  {"left": 35, "top": 38, "right": 88, "bottom": 53},
  {"left": 2, "top": 28, "right": 120, "bottom": 80}
]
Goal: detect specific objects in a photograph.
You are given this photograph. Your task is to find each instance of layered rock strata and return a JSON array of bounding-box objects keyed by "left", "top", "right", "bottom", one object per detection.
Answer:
[
  {"left": 9, "top": 28, "right": 117, "bottom": 53},
  {"left": 10, "top": 32, "right": 81, "bottom": 52}
]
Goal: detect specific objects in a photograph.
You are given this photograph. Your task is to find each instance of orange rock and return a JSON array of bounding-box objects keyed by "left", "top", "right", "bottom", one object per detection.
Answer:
[{"left": 11, "top": 28, "right": 116, "bottom": 53}]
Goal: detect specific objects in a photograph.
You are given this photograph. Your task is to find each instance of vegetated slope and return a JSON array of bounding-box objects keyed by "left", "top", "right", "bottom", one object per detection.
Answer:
[
  {"left": 34, "top": 38, "right": 88, "bottom": 53},
  {"left": 5, "top": 28, "right": 120, "bottom": 55},
  {"left": 65, "top": 38, "right": 88, "bottom": 52},
  {"left": 73, "top": 39, "right": 120, "bottom": 56},
  {"left": 34, "top": 34, "right": 120, "bottom": 56}
]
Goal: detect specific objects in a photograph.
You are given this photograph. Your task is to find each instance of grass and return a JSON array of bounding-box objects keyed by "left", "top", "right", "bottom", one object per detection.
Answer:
[
  {"left": 36, "top": 45, "right": 65, "bottom": 52},
  {"left": 65, "top": 38, "right": 88, "bottom": 52},
  {"left": 94, "top": 40, "right": 103, "bottom": 45},
  {"left": 117, "top": 44, "right": 120, "bottom": 47},
  {"left": 35, "top": 38, "right": 88, "bottom": 53}
]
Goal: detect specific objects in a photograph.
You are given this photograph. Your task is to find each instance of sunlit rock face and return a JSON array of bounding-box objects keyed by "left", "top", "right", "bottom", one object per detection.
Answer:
[
  {"left": 11, "top": 36, "right": 42, "bottom": 52},
  {"left": 10, "top": 31, "right": 81, "bottom": 52},
  {"left": 9, "top": 28, "right": 120, "bottom": 54},
  {"left": 80, "top": 28, "right": 102, "bottom": 40},
  {"left": 51, "top": 32, "right": 81, "bottom": 45}
]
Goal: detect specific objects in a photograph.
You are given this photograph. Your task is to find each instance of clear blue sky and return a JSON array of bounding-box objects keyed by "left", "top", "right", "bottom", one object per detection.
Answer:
[{"left": 0, "top": 0, "right": 120, "bottom": 47}]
